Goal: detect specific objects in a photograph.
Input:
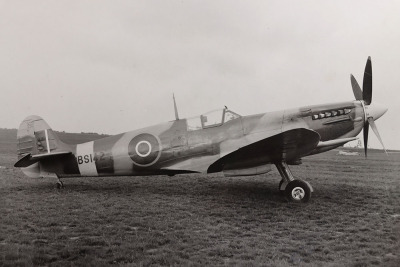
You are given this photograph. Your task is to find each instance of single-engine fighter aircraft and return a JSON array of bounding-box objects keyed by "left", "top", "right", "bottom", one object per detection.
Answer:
[{"left": 15, "top": 57, "right": 387, "bottom": 202}]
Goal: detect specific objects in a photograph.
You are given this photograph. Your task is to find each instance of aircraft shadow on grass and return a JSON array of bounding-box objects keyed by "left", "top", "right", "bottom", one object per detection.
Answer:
[{"left": 16, "top": 176, "right": 373, "bottom": 207}]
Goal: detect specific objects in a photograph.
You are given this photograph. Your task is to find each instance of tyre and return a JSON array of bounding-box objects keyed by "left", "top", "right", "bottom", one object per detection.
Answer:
[
  {"left": 56, "top": 181, "right": 64, "bottom": 189},
  {"left": 285, "top": 180, "right": 311, "bottom": 203}
]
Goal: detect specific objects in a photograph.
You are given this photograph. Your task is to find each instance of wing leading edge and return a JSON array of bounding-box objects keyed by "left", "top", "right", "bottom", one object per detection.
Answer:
[{"left": 208, "top": 128, "right": 321, "bottom": 173}]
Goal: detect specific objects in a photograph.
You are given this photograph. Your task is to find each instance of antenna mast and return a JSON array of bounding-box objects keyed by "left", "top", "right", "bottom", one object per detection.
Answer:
[{"left": 173, "top": 94, "right": 179, "bottom": 120}]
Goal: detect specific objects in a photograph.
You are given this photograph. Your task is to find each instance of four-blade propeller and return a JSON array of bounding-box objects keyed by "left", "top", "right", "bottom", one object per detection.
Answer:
[{"left": 350, "top": 57, "right": 388, "bottom": 157}]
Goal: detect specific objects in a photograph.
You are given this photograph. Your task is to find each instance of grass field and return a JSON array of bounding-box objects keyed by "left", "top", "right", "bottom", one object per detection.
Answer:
[{"left": 1, "top": 129, "right": 399, "bottom": 266}]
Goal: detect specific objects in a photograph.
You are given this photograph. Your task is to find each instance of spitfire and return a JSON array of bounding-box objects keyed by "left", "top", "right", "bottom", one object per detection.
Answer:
[{"left": 14, "top": 57, "right": 387, "bottom": 203}]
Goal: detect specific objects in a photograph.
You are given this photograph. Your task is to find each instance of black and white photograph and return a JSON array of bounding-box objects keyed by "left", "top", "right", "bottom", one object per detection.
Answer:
[{"left": 1, "top": 0, "right": 399, "bottom": 266}]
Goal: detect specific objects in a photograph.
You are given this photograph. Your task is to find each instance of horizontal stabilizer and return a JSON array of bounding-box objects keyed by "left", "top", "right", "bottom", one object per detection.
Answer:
[
  {"left": 317, "top": 137, "right": 358, "bottom": 148},
  {"left": 14, "top": 151, "right": 71, "bottom": 168},
  {"left": 31, "top": 151, "right": 72, "bottom": 159}
]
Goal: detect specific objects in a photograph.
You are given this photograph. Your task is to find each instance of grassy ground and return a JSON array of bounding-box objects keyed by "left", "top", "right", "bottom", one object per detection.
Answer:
[{"left": 0, "top": 130, "right": 399, "bottom": 266}]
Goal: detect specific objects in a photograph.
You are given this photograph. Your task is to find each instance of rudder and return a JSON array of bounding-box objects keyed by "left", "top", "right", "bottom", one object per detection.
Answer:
[{"left": 17, "top": 115, "right": 69, "bottom": 159}]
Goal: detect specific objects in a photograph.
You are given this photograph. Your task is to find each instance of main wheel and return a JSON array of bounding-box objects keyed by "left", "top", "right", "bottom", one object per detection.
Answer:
[{"left": 285, "top": 180, "right": 311, "bottom": 203}]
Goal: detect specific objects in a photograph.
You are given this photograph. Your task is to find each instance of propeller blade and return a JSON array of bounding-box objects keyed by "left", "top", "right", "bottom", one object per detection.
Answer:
[
  {"left": 368, "top": 117, "right": 388, "bottom": 154},
  {"left": 363, "top": 122, "right": 369, "bottom": 157},
  {"left": 351, "top": 74, "right": 363, "bottom": 100},
  {"left": 363, "top": 56, "right": 372, "bottom": 105}
]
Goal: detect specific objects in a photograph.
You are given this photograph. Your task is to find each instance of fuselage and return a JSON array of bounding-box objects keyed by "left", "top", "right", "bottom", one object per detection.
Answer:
[{"left": 33, "top": 100, "right": 367, "bottom": 178}]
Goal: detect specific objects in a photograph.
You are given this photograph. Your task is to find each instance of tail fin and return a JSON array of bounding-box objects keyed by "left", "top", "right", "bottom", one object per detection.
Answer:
[{"left": 15, "top": 115, "right": 71, "bottom": 168}]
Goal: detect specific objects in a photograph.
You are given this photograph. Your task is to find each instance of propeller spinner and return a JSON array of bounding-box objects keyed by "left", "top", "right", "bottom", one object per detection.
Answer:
[{"left": 350, "top": 57, "right": 388, "bottom": 157}]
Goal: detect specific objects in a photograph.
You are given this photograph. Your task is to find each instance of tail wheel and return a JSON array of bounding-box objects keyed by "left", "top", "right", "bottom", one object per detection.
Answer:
[
  {"left": 56, "top": 181, "right": 64, "bottom": 189},
  {"left": 285, "top": 180, "right": 311, "bottom": 203}
]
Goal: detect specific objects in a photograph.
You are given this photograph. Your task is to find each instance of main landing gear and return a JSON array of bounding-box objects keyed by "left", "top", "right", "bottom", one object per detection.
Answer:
[{"left": 275, "top": 162, "right": 313, "bottom": 203}]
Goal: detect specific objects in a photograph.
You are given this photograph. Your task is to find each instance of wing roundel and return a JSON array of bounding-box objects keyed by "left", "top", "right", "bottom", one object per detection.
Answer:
[{"left": 128, "top": 133, "right": 161, "bottom": 167}]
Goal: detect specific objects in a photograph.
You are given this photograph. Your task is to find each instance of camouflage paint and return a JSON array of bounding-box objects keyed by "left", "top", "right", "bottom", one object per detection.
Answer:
[{"left": 16, "top": 101, "right": 366, "bottom": 178}]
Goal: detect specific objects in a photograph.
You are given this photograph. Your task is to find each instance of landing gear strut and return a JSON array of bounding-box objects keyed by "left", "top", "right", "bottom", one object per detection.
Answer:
[{"left": 275, "top": 162, "right": 312, "bottom": 203}]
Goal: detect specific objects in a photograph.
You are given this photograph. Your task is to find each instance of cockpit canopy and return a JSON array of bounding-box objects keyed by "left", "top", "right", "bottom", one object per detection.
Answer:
[{"left": 187, "top": 108, "right": 241, "bottom": 131}]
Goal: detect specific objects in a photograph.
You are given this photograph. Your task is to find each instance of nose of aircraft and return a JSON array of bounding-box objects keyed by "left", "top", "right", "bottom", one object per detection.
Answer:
[{"left": 365, "top": 102, "right": 388, "bottom": 120}]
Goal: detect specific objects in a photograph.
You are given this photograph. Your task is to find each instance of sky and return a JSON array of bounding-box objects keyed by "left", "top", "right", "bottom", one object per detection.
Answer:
[{"left": 0, "top": 0, "right": 399, "bottom": 149}]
